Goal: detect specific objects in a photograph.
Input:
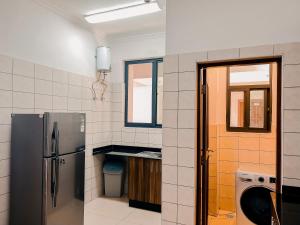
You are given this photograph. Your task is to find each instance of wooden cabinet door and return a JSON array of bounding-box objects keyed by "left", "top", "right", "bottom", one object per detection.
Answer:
[
  {"left": 128, "top": 157, "right": 145, "bottom": 202},
  {"left": 145, "top": 159, "right": 161, "bottom": 204}
]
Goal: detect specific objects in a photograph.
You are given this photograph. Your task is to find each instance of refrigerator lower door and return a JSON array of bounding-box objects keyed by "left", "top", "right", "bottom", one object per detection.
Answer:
[
  {"left": 44, "top": 151, "right": 85, "bottom": 225},
  {"left": 44, "top": 113, "right": 85, "bottom": 157}
]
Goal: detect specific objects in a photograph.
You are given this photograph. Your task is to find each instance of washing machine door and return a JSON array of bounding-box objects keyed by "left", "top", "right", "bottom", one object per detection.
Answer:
[{"left": 240, "top": 186, "right": 272, "bottom": 225}]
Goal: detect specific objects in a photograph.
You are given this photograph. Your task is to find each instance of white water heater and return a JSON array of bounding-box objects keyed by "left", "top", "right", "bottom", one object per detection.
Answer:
[{"left": 96, "top": 46, "right": 111, "bottom": 72}]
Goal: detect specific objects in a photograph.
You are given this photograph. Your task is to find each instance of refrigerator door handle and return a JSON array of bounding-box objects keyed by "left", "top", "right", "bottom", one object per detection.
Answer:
[
  {"left": 51, "top": 122, "right": 59, "bottom": 156},
  {"left": 51, "top": 157, "right": 59, "bottom": 208}
]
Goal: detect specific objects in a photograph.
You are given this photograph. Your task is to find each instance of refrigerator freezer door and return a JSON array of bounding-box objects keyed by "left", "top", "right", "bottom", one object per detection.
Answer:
[
  {"left": 44, "top": 151, "right": 85, "bottom": 225},
  {"left": 44, "top": 113, "right": 85, "bottom": 157}
]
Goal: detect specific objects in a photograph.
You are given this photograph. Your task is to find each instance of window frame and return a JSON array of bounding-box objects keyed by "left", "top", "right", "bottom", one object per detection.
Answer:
[
  {"left": 226, "top": 64, "right": 272, "bottom": 132},
  {"left": 124, "top": 58, "right": 163, "bottom": 128}
]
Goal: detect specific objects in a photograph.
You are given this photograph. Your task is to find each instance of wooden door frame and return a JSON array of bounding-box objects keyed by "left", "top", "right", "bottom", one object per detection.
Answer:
[{"left": 196, "top": 57, "right": 282, "bottom": 225}]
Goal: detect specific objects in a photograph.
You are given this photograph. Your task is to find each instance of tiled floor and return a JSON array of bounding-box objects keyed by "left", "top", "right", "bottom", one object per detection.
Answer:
[
  {"left": 84, "top": 197, "right": 161, "bottom": 225},
  {"left": 208, "top": 210, "right": 236, "bottom": 225}
]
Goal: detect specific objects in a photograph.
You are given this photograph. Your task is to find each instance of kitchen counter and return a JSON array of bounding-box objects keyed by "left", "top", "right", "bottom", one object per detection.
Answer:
[
  {"left": 93, "top": 145, "right": 162, "bottom": 160},
  {"left": 271, "top": 186, "right": 300, "bottom": 225}
]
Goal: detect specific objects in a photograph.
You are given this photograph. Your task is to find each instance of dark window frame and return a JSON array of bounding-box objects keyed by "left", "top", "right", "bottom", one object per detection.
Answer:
[
  {"left": 226, "top": 64, "right": 272, "bottom": 132},
  {"left": 124, "top": 58, "right": 163, "bottom": 128}
]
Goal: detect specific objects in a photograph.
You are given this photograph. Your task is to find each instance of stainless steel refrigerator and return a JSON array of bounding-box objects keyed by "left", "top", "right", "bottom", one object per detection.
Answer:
[{"left": 10, "top": 113, "right": 85, "bottom": 225}]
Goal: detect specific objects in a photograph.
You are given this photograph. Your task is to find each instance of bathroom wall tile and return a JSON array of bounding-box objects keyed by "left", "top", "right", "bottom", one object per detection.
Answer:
[
  {"left": 13, "top": 75, "right": 34, "bottom": 93},
  {"left": 163, "top": 92, "right": 178, "bottom": 110},
  {"left": 283, "top": 65, "right": 300, "bottom": 87},
  {"left": 162, "top": 220, "right": 176, "bottom": 225},
  {"left": 178, "top": 166, "right": 194, "bottom": 187},
  {"left": 35, "top": 79, "right": 52, "bottom": 95},
  {"left": 35, "top": 64, "right": 52, "bottom": 80},
  {"left": 163, "top": 128, "right": 177, "bottom": 147},
  {"left": 67, "top": 98, "right": 81, "bottom": 111},
  {"left": 284, "top": 110, "right": 300, "bottom": 132},
  {"left": 220, "top": 173, "right": 235, "bottom": 186},
  {"left": 240, "top": 45, "right": 274, "bottom": 58},
  {"left": 260, "top": 151, "right": 276, "bottom": 165},
  {"left": 135, "top": 132, "right": 149, "bottom": 144},
  {"left": 53, "top": 69, "right": 68, "bottom": 84},
  {"left": 178, "top": 129, "right": 195, "bottom": 149},
  {"left": 0, "top": 126, "right": 10, "bottom": 143},
  {"left": 178, "top": 110, "right": 195, "bottom": 129},
  {"left": 0, "top": 91, "right": 12, "bottom": 108},
  {"left": 35, "top": 94, "right": 52, "bottom": 110},
  {"left": 220, "top": 185, "right": 235, "bottom": 198},
  {"left": 0, "top": 73, "right": 12, "bottom": 91},
  {"left": 178, "top": 205, "right": 194, "bottom": 225},
  {"left": 162, "top": 183, "right": 177, "bottom": 203},
  {"left": 239, "top": 137, "right": 259, "bottom": 150},
  {"left": 239, "top": 150, "right": 259, "bottom": 163},
  {"left": 0, "top": 159, "right": 10, "bottom": 177},
  {"left": 0, "top": 55, "right": 12, "bottom": 74},
  {"left": 283, "top": 178, "right": 300, "bottom": 187},
  {"left": 283, "top": 155, "right": 300, "bottom": 179},
  {"left": 284, "top": 133, "right": 300, "bottom": 156},
  {"left": 219, "top": 161, "right": 238, "bottom": 174},
  {"left": 207, "top": 48, "right": 239, "bottom": 61},
  {"left": 260, "top": 138, "right": 276, "bottom": 152},
  {"left": 179, "top": 51, "right": 207, "bottom": 72},
  {"left": 0, "top": 109, "right": 11, "bottom": 125},
  {"left": 178, "top": 91, "right": 196, "bottom": 110},
  {"left": 68, "top": 73, "right": 82, "bottom": 86},
  {"left": 149, "top": 133, "right": 162, "bottom": 146},
  {"left": 13, "top": 59, "right": 34, "bottom": 77},
  {"left": 219, "top": 149, "right": 238, "bottom": 162},
  {"left": 219, "top": 197, "right": 235, "bottom": 212},
  {"left": 274, "top": 43, "right": 300, "bottom": 65},
  {"left": 178, "top": 186, "right": 194, "bottom": 207},
  {"left": 164, "top": 73, "right": 178, "bottom": 92},
  {"left": 13, "top": 92, "right": 34, "bottom": 108},
  {"left": 284, "top": 87, "right": 300, "bottom": 109},
  {"left": 162, "top": 202, "right": 177, "bottom": 222},
  {"left": 164, "top": 55, "right": 179, "bottom": 74},
  {"left": 163, "top": 110, "right": 177, "bottom": 128},
  {"left": 68, "top": 85, "right": 82, "bottom": 99},
  {"left": 162, "top": 147, "right": 177, "bottom": 166},
  {"left": 0, "top": 194, "right": 9, "bottom": 212},
  {"left": 0, "top": 177, "right": 9, "bottom": 195},
  {"left": 178, "top": 148, "right": 194, "bottom": 168},
  {"left": 122, "top": 132, "right": 135, "bottom": 143},
  {"left": 53, "top": 96, "right": 67, "bottom": 110},
  {"left": 179, "top": 72, "right": 196, "bottom": 91},
  {"left": 82, "top": 87, "right": 93, "bottom": 100},
  {"left": 53, "top": 82, "right": 68, "bottom": 97},
  {"left": 162, "top": 165, "right": 177, "bottom": 184}
]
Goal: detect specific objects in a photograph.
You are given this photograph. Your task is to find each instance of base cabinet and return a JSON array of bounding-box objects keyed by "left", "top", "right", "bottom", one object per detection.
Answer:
[{"left": 128, "top": 157, "right": 161, "bottom": 205}]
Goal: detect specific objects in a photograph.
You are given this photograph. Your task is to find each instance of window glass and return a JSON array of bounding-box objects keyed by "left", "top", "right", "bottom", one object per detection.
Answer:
[
  {"left": 157, "top": 62, "right": 163, "bottom": 124},
  {"left": 127, "top": 63, "right": 153, "bottom": 123},
  {"left": 230, "top": 91, "right": 245, "bottom": 128},
  {"left": 250, "top": 90, "right": 265, "bottom": 128},
  {"left": 229, "top": 64, "right": 270, "bottom": 86}
]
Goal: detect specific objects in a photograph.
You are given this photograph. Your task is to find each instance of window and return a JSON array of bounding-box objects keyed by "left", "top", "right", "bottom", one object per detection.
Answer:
[
  {"left": 125, "top": 58, "right": 163, "bottom": 128},
  {"left": 227, "top": 63, "right": 271, "bottom": 132}
]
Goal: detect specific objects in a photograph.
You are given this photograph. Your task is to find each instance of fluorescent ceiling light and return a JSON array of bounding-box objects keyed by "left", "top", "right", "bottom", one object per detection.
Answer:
[{"left": 84, "top": 1, "right": 161, "bottom": 24}]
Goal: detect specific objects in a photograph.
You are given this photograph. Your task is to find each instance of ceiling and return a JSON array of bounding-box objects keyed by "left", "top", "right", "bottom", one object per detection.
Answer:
[{"left": 34, "top": 0, "right": 166, "bottom": 41}]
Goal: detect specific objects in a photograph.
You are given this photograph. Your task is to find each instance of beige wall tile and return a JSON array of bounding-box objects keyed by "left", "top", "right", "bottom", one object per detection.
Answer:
[
  {"left": 0, "top": 159, "right": 10, "bottom": 177},
  {"left": 162, "top": 165, "right": 177, "bottom": 185},
  {"left": 178, "top": 110, "right": 195, "bottom": 129},
  {"left": 239, "top": 137, "right": 259, "bottom": 150},
  {"left": 179, "top": 72, "right": 196, "bottom": 91},
  {"left": 178, "top": 129, "right": 195, "bottom": 149},
  {"left": 162, "top": 183, "right": 178, "bottom": 203},
  {"left": 283, "top": 65, "right": 300, "bottom": 87},
  {"left": 0, "top": 91, "right": 12, "bottom": 108},
  {"left": 179, "top": 52, "right": 207, "bottom": 72},
  {"left": 178, "top": 148, "right": 195, "bottom": 168},
  {"left": 284, "top": 87, "right": 300, "bottom": 109},
  {"left": 162, "top": 147, "right": 177, "bottom": 166},
  {"left": 0, "top": 73, "right": 12, "bottom": 91},
  {"left": 164, "top": 55, "right": 179, "bottom": 74},
  {"left": 53, "top": 96, "right": 67, "bottom": 110},
  {"left": 178, "top": 186, "right": 195, "bottom": 207},
  {"left": 162, "top": 202, "right": 177, "bottom": 222},
  {"left": 239, "top": 150, "right": 259, "bottom": 163},
  {"left": 164, "top": 73, "right": 178, "bottom": 92},
  {"left": 53, "top": 82, "right": 68, "bottom": 97},
  {"left": 220, "top": 185, "right": 235, "bottom": 198},
  {"left": 219, "top": 149, "right": 238, "bottom": 162},
  {"left": 0, "top": 194, "right": 9, "bottom": 212},
  {"left": 13, "top": 92, "right": 34, "bottom": 108},
  {"left": 35, "top": 94, "right": 52, "bottom": 109},
  {"left": 178, "top": 205, "right": 194, "bottom": 225},
  {"left": 0, "top": 108, "right": 11, "bottom": 125},
  {"left": 219, "top": 136, "right": 238, "bottom": 149},
  {"left": 35, "top": 79, "right": 52, "bottom": 95},
  {"left": 35, "top": 64, "right": 52, "bottom": 81},
  {"left": 178, "top": 91, "right": 196, "bottom": 110},
  {"left": 260, "top": 138, "right": 276, "bottom": 151},
  {"left": 0, "top": 177, "right": 9, "bottom": 195},
  {"left": 178, "top": 166, "right": 194, "bottom": 187},
  {"left": 219, "top": 161, "right": 238, "bottom": 173},
  {"left": 219, "top": 197, "right": 235, "bottom": 212},
  {"left": 68, "top": 85, "right": 82, "bottom": 99},
  {"left": 239, "top": 45, "right": 274, "bottom": 58},
  {"left": 13, "top": 59, "right": 34, "bottom": 77},
  {"left": 67, "top": 98, "right": 81, "bottom": 111},
  {"left": 284, "top": 110, "right": 300, "bottom": 132},
  {"left": 163, "top": 92, "right": 178, "bottom": 110},
  {"left": 283, "top": 155, "right": 300, "bottom": 179},
  {"left": 163, "top": 128, "right": 177, "bottom": 147},
  {"left": 68, "top": 73, "right": 82, "bottom": 86},
  {"left": 284, "top": 133, "right": 300, "bottom": 156},
  {"left": 220, "top": 173, "right": 235, "bottom": 186},
  {"left": 274, "top": 43, "right": 300, "bottom": 65},
  {"left": 260, "top": 151, "right": 276, "bottom": 165},
  {"left": 0, "top": 55, "right": 12, "bottom": 74},
  {"left": 53, "top": 69, "right": 68, "bottom": 84},
  {"left": 163, "top": 110, "right": 177, "bottom": 128},
  {"left": 13, "top": 75, "right": 34, "bottom": 93},
  {"left": 0, "top": 143, "right": 10, "bottom": 160},
  {"left": 208, "top": 48, "right": 239, "bottom": 61}
]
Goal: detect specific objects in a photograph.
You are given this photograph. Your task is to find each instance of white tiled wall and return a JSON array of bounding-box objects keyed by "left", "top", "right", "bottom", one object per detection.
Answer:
[
  {"left": 161, "top": 42, "right": 300, "bottom": 225},
  {"left": 111, "top": 83, "right": 162, "bottom": 148},
  {"left": 0, "top": 55, "right": 112, "bottom": 225}
]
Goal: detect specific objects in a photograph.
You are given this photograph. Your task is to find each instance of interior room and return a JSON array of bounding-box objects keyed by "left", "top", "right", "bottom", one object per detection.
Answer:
[{"left": 1, "top": 1, "right": 300, "bottom": 225}]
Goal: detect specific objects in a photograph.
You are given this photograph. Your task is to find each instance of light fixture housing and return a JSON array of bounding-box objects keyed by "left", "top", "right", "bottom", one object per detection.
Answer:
[{"left": 84, "top": 1, "right": 161, "bottom": 24}]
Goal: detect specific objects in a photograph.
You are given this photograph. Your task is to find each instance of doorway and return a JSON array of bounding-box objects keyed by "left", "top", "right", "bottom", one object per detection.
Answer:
[{"left": 196, "top": 58, "right": 282, "bottom": 225}]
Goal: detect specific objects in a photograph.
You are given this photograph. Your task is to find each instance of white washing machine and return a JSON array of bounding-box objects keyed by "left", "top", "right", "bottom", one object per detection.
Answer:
[{"left": 236, "top": 170, "right": 276, "bottom": 225}]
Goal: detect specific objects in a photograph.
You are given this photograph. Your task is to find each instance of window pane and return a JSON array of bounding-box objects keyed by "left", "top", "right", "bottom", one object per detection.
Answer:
[
  {"left": 230, "top": 91, "right": 245, "bottom": 127},
  {"left": 250, "top": 90, "right": 265, "bottom": 128},
  {"left": 127, "top": 63, "right": 152, "bottom": 123},
  {"left": 157, "top": 62, "right": 163, "bottom": 124},
  {"left": 229, "top": 64, "right": 270, "bottom": 86}
]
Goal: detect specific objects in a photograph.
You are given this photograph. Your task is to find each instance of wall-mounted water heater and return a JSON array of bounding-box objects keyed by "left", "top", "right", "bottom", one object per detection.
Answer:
[
  {"left": 92, "top": 46, "right": 111, "bottom": 101},
  {"left": 96, "top": 46, "right": 111, "bottom": 72}
]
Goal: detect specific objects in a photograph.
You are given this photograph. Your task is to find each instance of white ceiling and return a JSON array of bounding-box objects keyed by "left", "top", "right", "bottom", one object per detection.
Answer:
[{"left": 34, "top": 0, "right": 166, "bottom": 41}]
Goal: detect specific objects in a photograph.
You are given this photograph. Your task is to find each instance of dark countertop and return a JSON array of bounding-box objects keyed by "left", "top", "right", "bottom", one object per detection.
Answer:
[
  {"left": 271, "top": 186, "right": 300, "bottom": 225},
  {"left": 93, "top": 145, "right": 162, "bottom": 160}
]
